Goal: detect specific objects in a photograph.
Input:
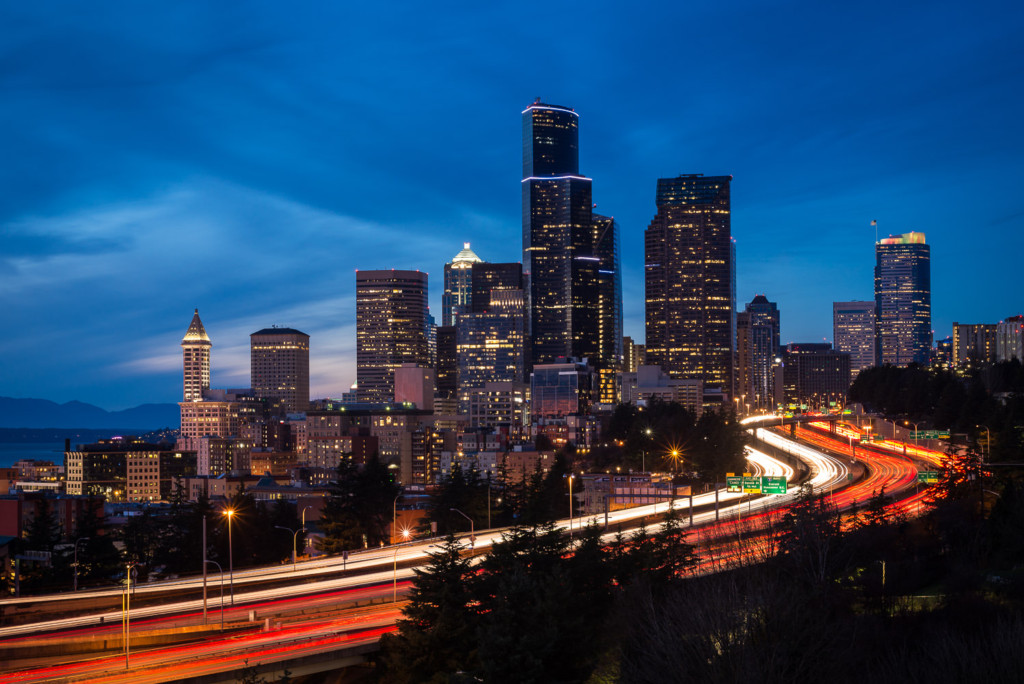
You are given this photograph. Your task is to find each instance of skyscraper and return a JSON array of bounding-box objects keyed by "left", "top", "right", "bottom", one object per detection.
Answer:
[
  {"left": 833, "top": 301, "right": 876, "bottom": 379},
  {"left": 442, "top": 243, "right": 483, "bottom": 327},
  {"left": 736, "top": 295, "right": 779, "bottom": 411},
  {"left": 645, "top": 174, "right": 735, "bottom": 395},
  {"left": 521, "top": 100, "right": 621, "bottom": 382},
  {"left": 250, "top": 327, "right": 310, "bottom": 414},
  {"left": 457, "top": 288, "right": 528, "bottom": 412},
  {"left": 356, "top": 270, "right": 429, "bottom": 404},
  {"left": 875, "top": 232, "right": 931, "bottom": 366},
  {"left": 181, "top": 309, "right": 211, "bottom": 402}
]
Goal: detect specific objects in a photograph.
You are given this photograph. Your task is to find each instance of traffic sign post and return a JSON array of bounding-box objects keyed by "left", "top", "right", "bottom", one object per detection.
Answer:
[
  {"left": 917, "top": 471, "right": 939, "bottom": 484},
  {"left": 761, "top": 476, "right": 787, "bottom": 494}
]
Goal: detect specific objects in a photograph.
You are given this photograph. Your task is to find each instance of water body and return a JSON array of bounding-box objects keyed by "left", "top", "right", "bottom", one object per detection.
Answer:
[{"left": 0, "top": 442, "right": 65, "bottom": 468}]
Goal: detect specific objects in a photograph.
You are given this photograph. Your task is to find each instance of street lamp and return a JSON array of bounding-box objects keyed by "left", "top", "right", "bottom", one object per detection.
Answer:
[
  {"left": 977, "top": 425, "right": 991, "bottom": 462},
  {"left": 393, "top": 493, "right": 403, "bottom": 545},
  {"left": 300, "top": 505, "right": 311, "bottom": 556},
  {"left": 223, "top": 508, "right": 235, "bottom": 605},
  {"left": 393, "top": 528, "right": 411, "bottom": 602},
  {"left": 567, "top": 474, "right": 575, "bottom": 538},
  {"left": 449, "top": 508, "right": 474, "bottom": 548},
  {"left": 642, "top": 427, "right": 653, "bottom": 473},
  {"left": 670, "top": 449, "right": 681, "bottom": 475},
  {"left": 904, "top": 420, "right": 920, "bottom": 445},
  {"left": 203, "top": 560, "right": 225, "bottom": 629},
  {"left": 274, "top": 526, "right": 301, "bottom": 571},
  {"left": 73, "top": 536, "right": 90, "bottom": 592},
  {"left": 122, "top": 562, "right": 137, "bottom": 669}
]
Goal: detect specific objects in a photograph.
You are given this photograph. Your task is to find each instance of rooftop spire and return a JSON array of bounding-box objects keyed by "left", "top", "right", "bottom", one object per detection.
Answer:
[
  {"left": 451, "top": 242, "right": 483, "bottom": 265},
  {"left": 182, "top": 308, "right": 211, "bottom": 345}
]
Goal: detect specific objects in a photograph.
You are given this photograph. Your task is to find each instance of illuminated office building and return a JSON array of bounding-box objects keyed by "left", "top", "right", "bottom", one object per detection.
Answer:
[
  {"left": 645, "top": 174, "right": 735, "bottom": 395},
  {"left": 457, "top": 271, "right": 527, "bottom": 412},
  {"left": 833, "top": 301, "right": 876, "bottom": 379},
  {"left": 736, "top": 295, "right": 780, "bottom": 410},
  {"left": 356, "top": 270, "right": 429, "bottom": 404},
  {"left": 250, "top": 327, "right": 310, "bottom": 414},
  {"left": 521, "top": 100, "right": 621, "bottom": 382},
  {"left": 442, "top": 243, "right": 483, "bottom": 327},
  {"left": 875, "top": 232, "right": 931, "bottom": 366},
  {"left": 181, "top": 309, "right": 211, "bottom": 402}
]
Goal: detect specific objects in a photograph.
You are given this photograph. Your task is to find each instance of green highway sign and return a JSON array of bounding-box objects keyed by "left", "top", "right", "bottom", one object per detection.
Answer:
[
  {"left": 726, "top": 476, "right": 743, "bottom": 493},
  {"left": 742, "top": 476, "right": 762, "bottom": 493},
  {"left": 761, "top": 476, "right": 787, "bottom": 494},
  {"left": 917, "top": 471, "right": 939, "bottom": 484}
]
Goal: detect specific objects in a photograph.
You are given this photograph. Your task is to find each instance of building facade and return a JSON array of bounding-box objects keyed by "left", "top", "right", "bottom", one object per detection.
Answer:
[
  {"left": 736, "top": 295, "right": 780, "bottom": 411},
  {"left": 952, "top": 323, "right": 997, "bottom": 368},
  {"left": 250, "top": 327, "right": 310, "bottom": 414},
  {"left": 442, "top": 243, "right": 483, "bottom": 327},
  {"left": 521, "top": 100, "right": 621, "bottom": 383},
  {"left": 356, "top": 270, "right": 429, "bottom": 404},
  {"left": 181, "top": 309, "right": 211, "bottom": 402},
  {"left": 776, "top": 343, "right": 851, "bottom": 409},
  {"left": 997, "top": 316, "right": 1024, "bottom": 363},
  {"left": 875, "top": 232, "right": 931, "bottom": 366},
  {"left": 645, "top": 174, "right": 735, "bottom": 395},
  {"left": 833, "top": 301, "right": 877, "bottom": 379}
]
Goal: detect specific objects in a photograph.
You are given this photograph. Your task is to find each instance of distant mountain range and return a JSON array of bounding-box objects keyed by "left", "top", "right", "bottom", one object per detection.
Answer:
[{"left": 0, "top": 397, "right": 179, "bottom": 430}]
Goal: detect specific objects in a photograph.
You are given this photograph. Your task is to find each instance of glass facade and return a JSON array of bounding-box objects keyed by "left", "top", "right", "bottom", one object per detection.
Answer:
[
  {"left": 250, "top": 327, "right": 310, "bottom": 414},
  {"left": 530, "top": 360, "right": 594, "bottom": 419},
  {"left": 356, "top": 270, "right": 429, "bottom": 404},
  {"left": 874, "top": 232, "right": 931, "bottom": 366},
  {"left": 442, "top": 243, "right": 483, "bottom": 327},
  {"left": 737, "top": 295, "right": 779, "bottom": 410},
  {"left": 521, "top": 101, "right": 621, "bottom": 381},
  {"left": 645, "top": 174, "right": 735, "bottom": 394},
  {"left": 457, "top": 289, "right": 527, "bottom": 413}
]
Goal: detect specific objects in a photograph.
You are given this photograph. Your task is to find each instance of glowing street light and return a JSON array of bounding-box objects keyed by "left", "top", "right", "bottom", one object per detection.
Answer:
[{"left": 223, "top": 508, "right": 235, "bottom": 605}]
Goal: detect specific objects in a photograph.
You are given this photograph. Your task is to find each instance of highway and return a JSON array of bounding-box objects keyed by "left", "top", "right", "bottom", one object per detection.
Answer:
[{"left": 0, "top": 418, "right": 942, "bottom": 683}]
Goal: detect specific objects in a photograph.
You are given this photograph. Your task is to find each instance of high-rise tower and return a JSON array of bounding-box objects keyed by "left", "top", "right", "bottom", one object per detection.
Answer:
[
  {"left": 181, "top": 309, "right": 211, "bottom": 402},
  {"left": 250, "top": 327, "right": 310, "bottom": 413},
  {"left": 521, "top": 100, "right": 621, "bottom": 384},
  {"left": 736, "top": 295, "right": 779, "bottom": 410},
  {"left": 875, "top": 232, "right": 931, "bottom": 366},
  {"left": 442, "top": 243, "right": 483, "bottom": 327},
  {"left": 356, "top": 270, "right": 429, "bottom": 404},
  {"left": 645, "top": 175, "right": 735, "bottom": 395}
]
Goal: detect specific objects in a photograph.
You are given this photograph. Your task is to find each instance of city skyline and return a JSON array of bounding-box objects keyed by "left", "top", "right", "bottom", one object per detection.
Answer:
[{"left": 3, "top": 2, "right": 1022, "bottom": 408}]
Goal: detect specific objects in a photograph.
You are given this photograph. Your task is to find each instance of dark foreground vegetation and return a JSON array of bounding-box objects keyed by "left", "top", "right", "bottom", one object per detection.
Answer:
[{"left": 377, "top": 449, "right": 1024, "bottom": 683}]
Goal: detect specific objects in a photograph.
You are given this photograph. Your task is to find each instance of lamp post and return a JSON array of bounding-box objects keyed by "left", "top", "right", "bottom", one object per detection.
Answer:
[
  {"left": 223, "top": 508, "right": 235, "bottom": 605},
  {"left": 643, "top": 428, "right": 652, "bottom": 473},
  {"left": 73, "top": 537, "right": 90, "bottom": 592},
  {"left": 203, "top": 560, "right": 225, "bottom": 629},
  {"left": 978, "top": 425, "right": 991, "bottom": 463},
  {"left": 301, "top": 505, "right": 310, "bottom": 556},
  {"left": 274, "top": 526, "right": 301, "bottom": 571},
  {"left": 904, "top": 420, "right": 920, "bottom": 445},
  {"left": 393, "top": 528, "right": 410, "bottom": 602},
  {"left": 393, "top": 493, "right": 402, "bottom": 545},
  {"left": 887, "top": 418, "right": 897, "bottom": 441},
  {"left": 449, "top": 508, "right": 474, "bottom": 548},
  {"left": 122, "top": 562, "right": 136, "bottom": 669},
  {"left": 567, "top": 474, "right": 574, "bottom": 537}
]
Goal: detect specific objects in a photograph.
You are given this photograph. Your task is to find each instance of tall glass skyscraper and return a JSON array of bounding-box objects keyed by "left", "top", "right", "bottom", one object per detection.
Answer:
[
  {"left": 521, "top": 100, "right": 621, "bottom": 388},
  {"left": 645, "top": 174, "right": 735, "bottom": 395},
  {"left": 874, "top": 232, "right": 931, "bottom": 366}
]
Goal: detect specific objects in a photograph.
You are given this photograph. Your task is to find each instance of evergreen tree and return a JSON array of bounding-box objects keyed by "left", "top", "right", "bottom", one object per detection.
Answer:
[{"left": 378, "top": 535, "right": 477, "bottom": 682}]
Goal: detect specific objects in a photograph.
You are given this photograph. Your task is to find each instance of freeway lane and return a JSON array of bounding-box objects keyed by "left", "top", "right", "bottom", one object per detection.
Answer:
[{"left": 2, "top": 605, "right": 401, "bottom": 684}]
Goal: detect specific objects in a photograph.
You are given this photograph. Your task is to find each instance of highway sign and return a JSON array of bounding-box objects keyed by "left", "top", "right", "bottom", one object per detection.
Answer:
[
  {"left": 742, "top": 476, "right": 762, "bottom": 493},
  {"left": 917, "top": 471, "right": 939, "bottom": 484},
  {"left": 761, "top": 476, "right": 787, "bottom": 494},
  {"left": 726, "top": 476, "right": 742, "bottom": 493}
]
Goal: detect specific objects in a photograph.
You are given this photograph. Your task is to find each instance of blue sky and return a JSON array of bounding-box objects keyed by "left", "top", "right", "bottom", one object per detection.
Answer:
[{"left": 2, "top": 1, "right": 1022, "bottom": 409}]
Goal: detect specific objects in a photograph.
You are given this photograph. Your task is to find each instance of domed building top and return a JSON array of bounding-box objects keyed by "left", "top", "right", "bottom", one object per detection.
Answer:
[
  {"left": 450, "top": 242, "right": 483, "bottom": 267},
  {"left": 182, "top": 308, "right": 211, "bottom": 345}
]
